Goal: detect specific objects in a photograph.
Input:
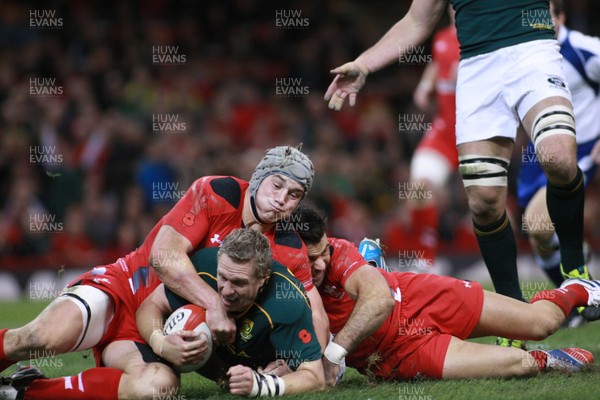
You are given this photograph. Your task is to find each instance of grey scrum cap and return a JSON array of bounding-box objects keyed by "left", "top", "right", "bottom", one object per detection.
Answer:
[{"left": 248, "top": 146, "right": 314, "bottom": 199}]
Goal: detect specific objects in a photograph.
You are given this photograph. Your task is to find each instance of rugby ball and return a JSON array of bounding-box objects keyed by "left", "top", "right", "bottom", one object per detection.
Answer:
[{"left": 163, "top": 304, "right": 213, "bottom": 372}]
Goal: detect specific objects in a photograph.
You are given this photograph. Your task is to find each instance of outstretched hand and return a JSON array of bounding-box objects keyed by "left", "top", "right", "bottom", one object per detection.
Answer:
[{"left": 324, "top": 61, "right": 369, "bottom": 111}]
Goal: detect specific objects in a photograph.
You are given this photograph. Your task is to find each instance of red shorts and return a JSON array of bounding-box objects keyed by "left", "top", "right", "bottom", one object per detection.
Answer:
[
  {"left": 415, "top": 117, "right": 458, "bottom": 169},
  {"left": 353, "top": 273, "right": 483, "bottom": 380},
  {"left": 67, "top": 262, "right": 156, "bottom": 367}
]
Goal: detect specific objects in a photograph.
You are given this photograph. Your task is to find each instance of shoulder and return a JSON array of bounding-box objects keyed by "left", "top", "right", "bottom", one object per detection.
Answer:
[
  {"left": 189, "top": 247, "right": 219, "bottom": 277},
  {"left": 258, "top": 262, "right": 311, "bottom": 323},
  {"left": 327, "top": 238, "right": 367, "bottom": 282},
  {"left": 193, "top": 176, "right": 247, "bottom": 208},
  {"left": 329, "top": 238, "right": 362, "bottom": 264}
]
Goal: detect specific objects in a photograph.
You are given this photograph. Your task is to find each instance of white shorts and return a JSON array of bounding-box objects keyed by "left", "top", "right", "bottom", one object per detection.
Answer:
[
  {"left": 455, "top": 40, "right": 572, "bottom": 145},
  {"left": 58, "top": 285, "right": 114, "bottom": 351}
]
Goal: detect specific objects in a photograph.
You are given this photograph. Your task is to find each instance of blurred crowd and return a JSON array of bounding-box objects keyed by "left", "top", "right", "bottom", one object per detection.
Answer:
[{"left": 1, "top": 0, "right": 599, "bottom": 279}]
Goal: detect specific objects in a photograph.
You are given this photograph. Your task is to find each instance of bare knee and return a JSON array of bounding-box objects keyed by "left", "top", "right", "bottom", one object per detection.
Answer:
[
  {"left": 528, "top": 311, "right": 562, "bottom": 341},
  {"left": 120, "top": 364, "right": 179, "bottom": 400},
  {"left": 538, "top": 149, "right": 577, "bottom": 184},
  {"left": 466, "top": 186, "right": 506, "bottom": 224}
]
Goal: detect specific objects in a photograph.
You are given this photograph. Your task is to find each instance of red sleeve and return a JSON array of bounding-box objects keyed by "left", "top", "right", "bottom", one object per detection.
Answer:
[
  {"left": 328, "top": 239, "right": 367, "bottom": 288},
  {"left": 160, "top": 177, "right": 212, "bottom": 247}
]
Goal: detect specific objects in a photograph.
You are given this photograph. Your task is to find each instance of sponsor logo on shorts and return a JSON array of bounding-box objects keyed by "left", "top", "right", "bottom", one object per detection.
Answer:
[{"left": 547, "top": 76, "right": 566, "bottom": 88}]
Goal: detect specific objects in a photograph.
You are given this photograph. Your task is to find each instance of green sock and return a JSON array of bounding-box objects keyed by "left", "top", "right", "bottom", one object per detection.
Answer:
[
  {"left": 547, "top": 168, "right": 585, "bottom": 272},
  {"left": 474, "top": 212, "right": 523, "bottom": 301}
]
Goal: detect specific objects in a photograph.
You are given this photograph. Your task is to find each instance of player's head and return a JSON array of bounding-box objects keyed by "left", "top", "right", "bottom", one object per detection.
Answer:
[
  {"left": 217, "top": 228, "right": 272, "bottom": 313},
  {"left": 292, "top": 206, "right": 330, "bottom": 287},
  {"left": 248, "top": 145, "right": 314, "bottom": 224},
  {"left": 550, "top": 0, "right": 566, "bottom": 35}
]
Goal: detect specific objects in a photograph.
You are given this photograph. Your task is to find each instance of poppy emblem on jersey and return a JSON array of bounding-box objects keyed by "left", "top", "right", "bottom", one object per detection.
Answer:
[
  {"left": 182, "top": 212, "right": 195, "bottom": 227},
  {"left": 240, "top": 319, "right": 254, "bottom": 341},
  {"left": 299, "top": 329, "right": 312, "bottom": 344}
]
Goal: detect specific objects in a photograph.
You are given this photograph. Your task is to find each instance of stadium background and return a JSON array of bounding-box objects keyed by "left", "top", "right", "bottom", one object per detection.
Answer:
[{"left": 1, "top": 0, "right": 600, "bottom": 298}]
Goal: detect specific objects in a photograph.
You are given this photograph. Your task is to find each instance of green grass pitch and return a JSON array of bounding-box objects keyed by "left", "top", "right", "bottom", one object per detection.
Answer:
[{"left": 2, "top": 293, "right": 600, "bottom": 400}]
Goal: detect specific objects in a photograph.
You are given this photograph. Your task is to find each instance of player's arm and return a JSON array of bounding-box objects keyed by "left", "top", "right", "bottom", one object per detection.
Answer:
[
  {"left": 306, "top": 286, "right": 329, "bottom": 351},
  {"left": 150, "top": 224, "right": 234, "bottom": 344},
  {"left": 227, "top": 359, "right": 325, "bottom": 397},
  {"left": 325, "top": 0, "right": 447, "bottom": 110},
  {"left": 136, "top": 284, "right": 209, "bottom": 368},
  {"left": 413, "top": 61, "right": 438, "bottom": 112},
  {"left": 322, "top": 265, "right": 394, "bottom": 386}
]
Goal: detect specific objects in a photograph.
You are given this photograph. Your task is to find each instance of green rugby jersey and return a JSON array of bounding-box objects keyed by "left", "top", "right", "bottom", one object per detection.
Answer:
[
  {"left": 450, "top": 0, "right": 555, "bottom": 59},
  {"left": 165, "top": 247, "right": 321, "bottom": 371}
]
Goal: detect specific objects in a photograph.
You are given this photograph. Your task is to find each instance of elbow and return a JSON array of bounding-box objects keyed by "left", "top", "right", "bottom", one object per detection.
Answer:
[
  {"left": 317, "top": 380, "right": 326, "bottom": 392},
  {"left": 314, "top": 372, "right": 326, "bottom": 392},
  {"left": 383, "top": 294, "right": 395, "bottom": 314},
  {"left": 376, "top": 292, "right": 395, "bottom": 318}
]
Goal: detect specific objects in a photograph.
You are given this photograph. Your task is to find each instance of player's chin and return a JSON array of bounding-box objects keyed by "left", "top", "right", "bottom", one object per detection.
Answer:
[
  {"left": 313, "top": 274, "right": 324, "bottom": 287},
  {"left": 260, "top": 210, "right": 286, "bottom": 225}
]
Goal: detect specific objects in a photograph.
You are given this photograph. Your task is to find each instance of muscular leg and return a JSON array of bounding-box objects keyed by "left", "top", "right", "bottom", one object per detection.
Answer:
[
  {"left": 522, "top": 97, "right": 584, "bottom": 273},
  {"left": 458, "top": 138, "right": 523, "bottom": 301},
  {"left": 103, "top": 340, "right": 179, "bottom": 400},
  {"left": 443, "top": 337, "right": 537, "bottom": 379},
  {"left": 16, "top": 341, "right": 178, "bottom": 400},
  {"left": 4, "top": 292, "right": 107, "bottom": 361},
  {"left": 470, "top": 291, "right": 563, "bottom": 341}
]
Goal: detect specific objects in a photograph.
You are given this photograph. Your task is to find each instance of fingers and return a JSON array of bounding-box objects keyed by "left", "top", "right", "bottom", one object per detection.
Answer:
[
  {"left": 167, "top": 331, "right": 210, "bottom": 365},
  {"left": 227, "top": 365, "right": 253, "bottom": 395},
  {"left": 324, "top": 61, "right": 367, "bottom": 110},
  {"left": 349, "top": 93, "right": 357, "bottom": 108},
  {"left": 212, "top": 328, "right": 235, "bottom": 346},
  {"left": 330, "top": 62, "right": 355, "bottom": 75},
  {"left": 324, "top": 74, "right": 341, "bottom": 101},
  {"left": 177, "top": 330, "right": 200, "bottom": 341},
  {"left": 206, "top": 305, "right": 236, "bottom": 345},
  {"left": 328, "top": 90, "right": 348, "bottom": 111}
]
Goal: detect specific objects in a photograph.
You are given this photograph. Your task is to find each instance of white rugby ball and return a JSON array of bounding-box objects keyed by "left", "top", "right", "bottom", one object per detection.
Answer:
[{"left": 163, "top": 304, "right": 213, "bottom": 372}]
